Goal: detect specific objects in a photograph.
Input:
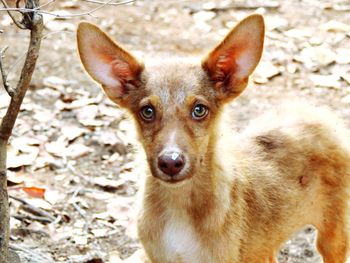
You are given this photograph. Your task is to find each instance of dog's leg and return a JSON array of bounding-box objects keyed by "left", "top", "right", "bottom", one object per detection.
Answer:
[
  {"left": 268, "top": 254, "right": 277, "bottom": 263},
  {"left": 317, "top": 214, "right": 349, "bottom": 263}
]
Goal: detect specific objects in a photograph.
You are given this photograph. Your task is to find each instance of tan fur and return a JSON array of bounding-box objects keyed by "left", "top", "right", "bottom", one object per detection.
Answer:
[{"left": 77, "top": 15, "right": 350, "bottom": 263}]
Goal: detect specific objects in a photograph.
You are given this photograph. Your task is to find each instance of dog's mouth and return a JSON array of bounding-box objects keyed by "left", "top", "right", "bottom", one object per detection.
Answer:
[
  {"left": 155, "top": 171, "right": 193, "bottom": 184},
  {"left": 148, "top": 156, "right": 194, "bottom": 184}
]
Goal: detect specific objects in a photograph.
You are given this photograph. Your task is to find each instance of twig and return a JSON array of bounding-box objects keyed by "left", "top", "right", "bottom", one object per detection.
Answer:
[
  {"left": 0, "top": 0, "right": 43, "bottom": 140},
  {"left": 0, "top": 0, "right": 135, "bottom": 18},
  {"left": 37, "top": 0, "right": 55, "bottom": 9},
  {"left": 0, "top": 0, "right": 26, "bottom": 29},
  {"left": 83, "top": 0, "right": 135, "bottom": 6},
  {"left": 9, "top": 195, "right": 56, "bottom": 222},
  {"left": 0, "top": 46, "right": 12, "bottom": 96},
  {"left": 9, "top": 244, "right": 53, "bottom": 262},
  {"left": 13, "top": 213, "right": 53, "bottom": 223},
  {"left": 72, "top": 202, "right": 86, "bottom": 218}
]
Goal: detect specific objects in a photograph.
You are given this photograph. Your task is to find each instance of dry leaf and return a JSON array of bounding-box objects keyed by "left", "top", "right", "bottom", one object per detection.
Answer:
[
  {"left": 93, "top": 177, "right": 126, "bottom": 191},
  {"left": 7, "top": 146, "right": 39, "bottom": 168},
  {"left": 95, "top": 130, "right": 121, "bottom": 146},
  {"left": 123, "top": 250, "right": 147, "bottom": 263},
  {"left": 43, "top": 76, "right": 74, "bottom": 89},
  {"left": 309, "top": 74, "right": 341, "bottom": 88},
  {"left": 341, "top": 95, "right": 350, "bottom": 104},
  {"left": 284, "top": 28, "right": 313, "bottom": 39},
  {"left": 253, "top": 61, "right": 281, "bottom": 84},
  {"left": 45, "top": 140, "right": 68, "bottom": 158},
  {"left": 62, "top": 125, "right": 86, "bottom": 142},
  {"left": 336, "top": 49, "right": 350, "bottom": 64},
  {"left": 108, "top": 251, "right": 123, "bottom": 263},
  {"left": 340, "top": 73, "right": 350, "bottom": 84},
  {"left": 73, "top": 235, "right": 88, "bottom": 246},
  {"left": 298, "top": 46, "right": 335, "bottom": 68},
  {"left": 76, "top": 105, "right": 99, "bottom": 122},
  {"left": 22, "top": 186, "right": 46, "bottom": 198},
  {"left": 320, "top": 20, "right": 350, "bottom": 32},
  {"left": 25, "top": 198, "right": 53, "bottom": 211},
  {"left": 44, "top": 189, "right": 61, "bottom": 205},
  {"left": 7, "top": 170, "right": 24, "bottom": 185},
  {"left": 91, "top": 228, "right": 109, "bottom": 238},
  {"left": 56, "top": 97, "right": 99, "bottom": 110},
  {"left": 66, "top": 143, "right": 92, "bottom": 159}
]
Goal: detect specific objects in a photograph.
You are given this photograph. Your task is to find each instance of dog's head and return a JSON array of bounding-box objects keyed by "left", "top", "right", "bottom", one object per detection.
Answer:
[{"left": 77, "top": 15, "right": 264, "bottom": 184}]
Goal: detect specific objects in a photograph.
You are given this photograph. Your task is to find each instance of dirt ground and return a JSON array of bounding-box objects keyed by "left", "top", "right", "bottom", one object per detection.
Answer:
[{"left": 1, "top": 0, "right": 350, "bottom": 262}]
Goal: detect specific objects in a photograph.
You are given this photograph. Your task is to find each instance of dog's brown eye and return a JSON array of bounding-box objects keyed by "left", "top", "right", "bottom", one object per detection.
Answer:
[
  {"left": 192, "top": 104, "right": 208, "bottom": 120},
  {"left": 140, "top": 105, "right": 155, "bottom": 121}
]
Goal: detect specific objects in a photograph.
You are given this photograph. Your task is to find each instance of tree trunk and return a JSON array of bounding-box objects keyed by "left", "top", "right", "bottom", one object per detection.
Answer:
[
  {"left": 0, "top": 1, "right": 43, "bottom": 261},
  {"left": 0, "top": 140, "right": 9, "bottom": 262}
]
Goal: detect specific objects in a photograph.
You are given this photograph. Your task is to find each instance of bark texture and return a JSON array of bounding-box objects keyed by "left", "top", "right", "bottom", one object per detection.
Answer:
[{"left": 0, "top": 1, "right": 43, "bottom": 262}]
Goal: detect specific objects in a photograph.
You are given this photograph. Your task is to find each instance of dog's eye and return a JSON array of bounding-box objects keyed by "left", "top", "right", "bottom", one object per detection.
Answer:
[
  {"left": 192, "top": 104, "right": 209, "bottom": 120},
  {"left": 140, "top": 105, "right": 155, "bottom": 121}
]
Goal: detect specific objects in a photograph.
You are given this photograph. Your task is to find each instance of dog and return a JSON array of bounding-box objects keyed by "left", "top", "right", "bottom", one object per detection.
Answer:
[{"left": 77, "top": 14, "right": 350, "bottom": 263}]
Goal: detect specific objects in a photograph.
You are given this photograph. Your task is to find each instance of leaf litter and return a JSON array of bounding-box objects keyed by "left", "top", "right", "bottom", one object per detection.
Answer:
[{"left": 2, "top": 0, "right": 350, "bottom": 262}]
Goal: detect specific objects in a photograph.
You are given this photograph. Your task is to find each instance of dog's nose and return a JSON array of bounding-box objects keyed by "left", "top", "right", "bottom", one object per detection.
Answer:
[{"left": 158, "top": 152, "right": 185, "bottom": 176}]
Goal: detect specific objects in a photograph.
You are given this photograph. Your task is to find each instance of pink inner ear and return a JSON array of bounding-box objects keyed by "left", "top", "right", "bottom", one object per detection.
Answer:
[
  {"left": 213, "top": 39, "right": 254, "bottom": 78},
  {"left": 111, "top": 58, "right": 134, "bottom": 85}
]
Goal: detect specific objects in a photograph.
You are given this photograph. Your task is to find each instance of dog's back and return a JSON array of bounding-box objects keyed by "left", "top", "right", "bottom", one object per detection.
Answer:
[{"left": 233, "top": 102, "right": 350, "bottom": 261}]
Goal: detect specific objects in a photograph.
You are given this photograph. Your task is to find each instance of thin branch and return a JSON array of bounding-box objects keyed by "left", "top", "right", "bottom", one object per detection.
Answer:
[
  {"left": 0, "top": 0, "right": 43, "bottom": 141},
  {"left": 37, "top": 0, "right": 55, "bottom": 9},
  {"left": 0, "top": 0, "right": 135, "bottom": 18},
  {"left": 0, "top": 46, "right": 12, "bottom": 96},
  {"left": 82, "top": 0, "right": 135, "bottom": 6},
  {"left": 0, "top": 0, "right": 26, "bottom": 29},
  {"left": 9, "top": 195, "right": 56, "bottom": 222},
  {"left": 13, "top": 214, "right": 54, "bottom": 223}
]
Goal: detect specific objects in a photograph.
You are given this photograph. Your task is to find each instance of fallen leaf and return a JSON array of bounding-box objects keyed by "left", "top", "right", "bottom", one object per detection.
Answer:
[
  {"left": 7, "top": 170, "right": 24, "bottom": 185},
  {"left": 320, "top": 20, "right": 350, "bottom": 32},
  {"left": 61, "top": 125, "right": 86, "bottom": 142},
  {"left": 25, "top": 198, "right": 53, "bottom": 211},
  {"left": 72, "top": 235, "right": 88, "bottom": 246},
  {"left": 192, "top": 11, "right": 216, "bottom": 22},
  {"left": 340, "top": 73, "right": 350, "bottom": 84},
  {"left": 44, "top": 189, "right": 61, "bottom": 205},
  {"left": 108, "top": 251, "right": 123, "bottom": 263},
  {"left": 56, "top": 97, "right": 100, "bottom": 110},
  {"left": 284, "top": 28, "right": 313, "bottom": 39},
  {"left": 7, "top": 146, "right": 39, "bottom": 168},
  {"left": 66, "top": 143, "right": 92, "bottom": 159},
  {"left": 93, "top": 177, "right": 126, "bottom": 191},
  {"left": 45, "top": 140, "right": 68, "bottom": 158},
  {"left": 298, "top": 46, "right": 336, "bottom": 68},
  {"left": 336, "top": 49, "right": 350, "bottom": 64},
  {"left": 341, "top": 95, "right": 350, "bottom": 104},
  {"left": 91, "top": 228, "right": 109, "bottom": 238},
  {"left": 309, "top": 74, "right": 341, "bottom": 88},
  {"left": 43, "top": 76, "right": 75, "bottom": 89},
  {"left": 76, "top": 105, "right": 99, "bottom": 121},
  {"left": 123, "top": 250, "right": 147, "bottom": 263},
  {"left": 22, "top": 186, "right": 46, "bottom": 199},
  {"left": 95, "top": 130, "right": 121, "bottom": 146},
  {"left": 253, "top": 61, "right": 281, "bottom": 84}
]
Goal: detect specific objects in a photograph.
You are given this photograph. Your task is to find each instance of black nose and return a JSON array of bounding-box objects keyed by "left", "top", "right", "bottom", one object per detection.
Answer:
[{"left": 158, "top": 152, "right": 185, "bottom": 176}]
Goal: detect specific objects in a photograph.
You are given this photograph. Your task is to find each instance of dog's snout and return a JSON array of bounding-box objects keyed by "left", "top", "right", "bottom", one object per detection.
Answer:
[{"left": 158, "top": 152, "right": 185, "bottom": 176}]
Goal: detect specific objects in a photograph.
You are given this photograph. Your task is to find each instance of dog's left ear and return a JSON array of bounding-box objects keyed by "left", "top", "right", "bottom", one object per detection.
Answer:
[{"left": 202, "top": 14, "right": 264, "bottom": 102}]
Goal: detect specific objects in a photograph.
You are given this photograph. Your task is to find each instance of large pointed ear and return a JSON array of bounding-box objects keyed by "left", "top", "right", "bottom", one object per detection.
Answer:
[
  {"left": 77, "top": 22, "right": 144, "bottom": 106},
  {"left": 202, "top": 14, "right": 264, "bottom": 102}
]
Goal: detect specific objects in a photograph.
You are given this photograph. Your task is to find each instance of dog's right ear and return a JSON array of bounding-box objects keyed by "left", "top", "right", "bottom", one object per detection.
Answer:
[{"left": 77, "top": 22, "right": 144, "bottom": 106}]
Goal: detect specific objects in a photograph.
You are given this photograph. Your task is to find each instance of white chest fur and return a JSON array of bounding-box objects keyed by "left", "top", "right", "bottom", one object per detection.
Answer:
[{"left": 161, "top": 215, "right": 205, "bottom": 263}]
